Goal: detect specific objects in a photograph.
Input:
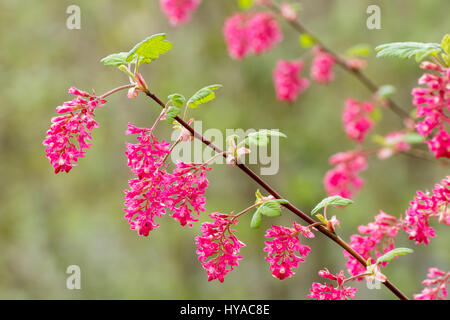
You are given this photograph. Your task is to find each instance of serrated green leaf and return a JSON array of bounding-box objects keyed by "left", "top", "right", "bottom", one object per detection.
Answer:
[
  {"left": 238, "top": 0, "right": 253, "bottom": 10},
  {"left": 376, "top": 248, "right": 413, "bottom": 264},
  {"left": 101, "top": 52, "right": 129, "bottom": 66},
  {"left": 168, "top": 93, "right": 186, "bottom": 107},
  {"left": 299, "top": 34, "right": 316, "bottom": 48},
  {"left": 255, "top": 199, "right": 288, "bottom": 218},
  {"left": 440, "top": 34, "right": 450, "bottom": 54},
  {"left": 403, "top": 132, "right": 424, "bottom": 144},
  {"left": 311, "top": 195, "right": 353, "bottom": 215},
  {"left": 377, "top": 85, "right": 396, "bottom": 99},
  {"left": 166, "top": 106, "right": 180, "bottom": 124},
  {"left": 126, "top": 33, "right": 173, "bottom": 64},
  {"left": 375, "top": 42, "right": 442, "bottom": 62},
  {"left": 250, "top": 211, "right": 262, "bottom": 229},
  {"left": 345, "top": 44, "right": 371, "bottom": 57},
  {"left": 244, "top": 130, "right": 287, "bottom": 147},
  {"left": 187, "top": 84, "right": 222, "bottom": 108}
]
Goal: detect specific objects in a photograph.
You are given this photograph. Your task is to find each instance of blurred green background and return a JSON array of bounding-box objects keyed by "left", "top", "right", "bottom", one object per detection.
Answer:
[{"left": 0, "top": 0, "right": 448, "bottom": 299}]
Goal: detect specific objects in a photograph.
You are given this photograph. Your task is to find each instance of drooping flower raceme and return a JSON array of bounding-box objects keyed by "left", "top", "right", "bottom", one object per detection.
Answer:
[
  {"left": 414, "top": 267, "right": 449, "bottom": 300},
  {"left": 310, "top": 47, "right": 335, "bottom": 84},
  {"left": 195, "top": 212, "right": 245, "bottom": 282},
  {"left": 264, "top": 222, "right": 314, "bottom": 280},
  {"left": 223, "top": 12, "right": 282, "bottom": 60},
  {"left": 412, "top": 61, "right": 450, "bottom": 158},
  {"left": 43, "top": 87, "right": 106, "bottom": 174},
  {"left": 402, "top": 176, "right": 449, "bottom": 245},
  {"left": 159, "top": 0, "right": 202, "bottom": 26},
  {"left": 308, "top": 268, "right": 357, "bottom": 300},
  {"left": 273, "top": 59, "right": 310, "bottom": 103},
  {"left": 344, "top": 211, "right": 400, "bottom": 278},
  {"left": 323, "top": 150, "right": 368, "bottom": 199},
  {"left": 342, "top": 98, "right": 375, "bottom": 143}
]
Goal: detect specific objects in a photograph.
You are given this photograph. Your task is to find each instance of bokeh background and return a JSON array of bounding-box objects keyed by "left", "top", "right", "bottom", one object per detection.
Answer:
[{"left": 0, "top": 0, "right": 448, "bottom": 299}]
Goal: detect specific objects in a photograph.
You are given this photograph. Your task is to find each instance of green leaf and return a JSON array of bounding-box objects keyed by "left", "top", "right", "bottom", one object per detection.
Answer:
[
  {"left": 311, "top": 195, "right": 353, "bottom": 215},
  {"left": 299, "top": 34, "right": 316, "bottom": 48},
  {"left": 369, "top": 107, "right": 382, "bottom": 122},
  {"left": 238, "top": 0, "right": 253, "bottom": 10},
  {"left": 315, "top": 214, "right": 327, "bottom": 224},
  {"left": 166, "top": 106, "right": 180, "bottom": 124},
  {"left": 187, "top": 84, "right": 223, "bottom": 108},
  {"left": 256, "top": 199, "right": 289, "bottom": 218},
  {"left": 126, "top": 33, "right": 173, "bottom": 64},
  {"left": 101, "top": 52, "right": 129, "bottom": 66},
  {"left": 250, "top": 211, "right": 262, "bottom": 229},
  {"left": 345, "top": 44, "right": 371, "bottom": 57},
  {"left": 441, "top": 34, "right": 450, "bottom": 54},
  {"left": 244, "top": 130, "right": 287, "bottom": 147},
  {"left": 403, "top": 132, "right": 424, "bottom": 144},
  {"left": 168, "top": 93, "right": 186, "bottom": 107},
  {"left": 377, "top": 85, "right": 396, "bottom": 99},
  {"left": 375, "top": 42, "right": 442, "bottom": 62},
  {"left": 376, "top": 248, "right": 414, "bottom": 264}
]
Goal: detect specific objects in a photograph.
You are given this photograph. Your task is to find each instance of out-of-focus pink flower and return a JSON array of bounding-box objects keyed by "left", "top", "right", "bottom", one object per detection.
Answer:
[
  {"left": 264, "top": 222, "right": 314, "bottom": 280},
  {"left": 223, "top": 12, "right": 282, "bottom": 60},
  {"left": 342, "top": 98, "right": 375, "bottom": 143},
  {"left": 273, "top": 59, "right": 309, "bottom": 103},
  {"left": 310, "top": 47, "right": 335, "bottom": 84},
  {"left": 43, "top": 87, "right": 106, "bottom": 174},
  {"left": 195, "top": 212, "right": 245, "bottom": 282},
  {"left": 345, "top": 58, "right": 367, "bottom": 70},
  {"left": 323, "top": 150, "right": 368, "bottom": 199},
  {"left": 402, "top": 176, "right": 449, "bottom": 245},
  {"left": 308, "top": 269, "right": 357, "bottom": 300},
  {"left": 377, "top": 131, "right": 411, "bottom": 160},
  {"left": 344, "top": 211, "right": 400, "bottom": 278},
  {"left": 414, "top": 268, "right": 449, "bottom": 300},
  {"left": 412, "top": 61, "right": 450, "bottom": 158},
  {"left": 280, "top": 3, "right": 298, "bottom": 22},
  {"left": 160, "top": 0, "right": 201, "bottom": 26}
]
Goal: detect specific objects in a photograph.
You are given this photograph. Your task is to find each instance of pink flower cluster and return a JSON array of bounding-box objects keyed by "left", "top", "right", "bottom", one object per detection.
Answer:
[
  {"left": 308, "top": 269, "right": 357, "bottom": 300},
  {"left": 412, "top": 61, "right": 450, "bottom": 158},
  {"left": 414, "top": 268, "right": 449, "bottom": 300},
  {"left": 377, "top": 131, "right": 411, "bottom": 159},
  {"left": 310, "top": 48, "right": 335, "bottom": 84},
  {"left": 273, "top": 59, "right": 310, "bottom": 103},
  {"left": 123, "top": 123, "right": 210, "bottom": 236},
  {"left": 263, "top": 222, "right": 314, "bottom": 280},
  {"left": 43, "top": 87, "right": 106, "bottom": 174},
  {"left": 402, "top": 176, "right": 449, "bottom": 245},
  {"left": 323, "top": 150, "right": 368, "bottom": 199},
  {"left": 344, "top": 211, "right": 400, "bottom": 278},
  {"left": 195, "top": 212, "right": 245, "bottom": 282},
  {"left": 223, "top": 12, "right": 282, "bottom": 60},
  {"left": 159, "top": 0, "right": 202, "bottom": 26},
  {"left": 342, "top": 98, "right": 375, "bottom": 143}
]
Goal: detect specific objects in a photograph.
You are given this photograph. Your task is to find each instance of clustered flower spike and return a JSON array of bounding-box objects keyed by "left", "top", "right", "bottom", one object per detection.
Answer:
[
  {"left": 159, "top": 0, "right": 202, "bottom": 26},
  {"left": 402, "top": 176, "right": 449, "bottom": 245},
  {"left": 412, "top": 61, "right": 450, "bottom": 158},
  {"left": 323, "top": 150, "right": 368, "bottom": 199},
  {"left": 273, "top": 59, "right": 310, "bottom": 103},
  {"left": 264, "top": 222, "right": 314, "bottom": 280},
  {"left": 310, "top": 47, "right": 336, "bottom": 84},
  {"left": 195, "top": 212, "right": 245, "bottom": 282},
  {"left": 223, "top": 12, "right": 282, "bottom": 60},
  {"left": 342, "top": 98, "right": 375, "bottom": 143},
  {"left": 377, "top": 131, "right": 411, "bottom": 160},
  {"left": 414, "top": 267, "right": 449, "bottom": 300},
  {"left": 344, "top": 211, "right": 400, "bottom": 278},
  {"left": 308, "top": 268, "right": 357, "bottom": 300},
  {"left": 43, "top": 87, "right": 106, "bottom": 174}
]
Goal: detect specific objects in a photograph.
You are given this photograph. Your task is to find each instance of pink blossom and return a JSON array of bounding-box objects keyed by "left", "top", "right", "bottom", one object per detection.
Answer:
[
  {"left": 344, "top": 211, "right": 400, "bottom": 278},
  {"left": 310, "top": 47, "right": 335, "bottom": 84},
  {"left": 308, "top": 269, "right": 357, "bottom": 300},
  {"left": 159, "top": 0, "right": 201, "bottom": 26},
  {"left": 412, "top": 61, "right": 450, "bottom": 158},
  {"left": 43, "top": 87, "right": 106, "bottom": 174},
  {"left": 223, "top": 12, "right": 282, "bottom": 60},
  {"left": 377, "top": 131, "right": 411, "bottom": 159},
  {"left": 264, "top": 222, "right": 314, "bottom": 280},
  {"left": 280, "top": 3, "right": 298, "bottom": 22},
  {"left": 273, "top": 59, "right": 309, "bottom": 103},
  {"left": 323, "top": 150, "right": 368, "bottom": 199},
  {"left": 342, "top": 98, "right": 375, "bottom": 143},
  {"left": 414, "top": 268, "right": 449, "bottom": 300},
  {"left": 402, "top": 176, "right": 449, "bottom": 245},
  {"left": 195, "top": 212, "right": 245, "bottom": 282}
]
